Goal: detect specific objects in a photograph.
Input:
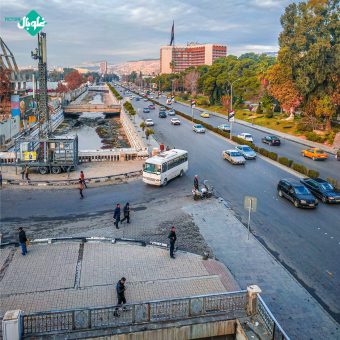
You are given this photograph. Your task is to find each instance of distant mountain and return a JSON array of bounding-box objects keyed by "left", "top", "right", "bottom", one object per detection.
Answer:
[{"left": 110, "top": 59, "right": 160, "bottom": 76}]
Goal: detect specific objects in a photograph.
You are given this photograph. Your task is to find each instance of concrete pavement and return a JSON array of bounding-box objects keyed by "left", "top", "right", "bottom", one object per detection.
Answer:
[
  {"left": 183, "top": 198, "right": 340, "bottom": 340},
  {"left": 0, "top": 242, "right": 238, "bottom": 316}
]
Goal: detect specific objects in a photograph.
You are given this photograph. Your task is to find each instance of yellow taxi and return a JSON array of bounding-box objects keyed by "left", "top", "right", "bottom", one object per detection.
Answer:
[
  {"left": 301, "top": 148, "right": 328, "bottom": 161},
  {"left": 200, "top": 112, "right": 210, "bottom": 118}
]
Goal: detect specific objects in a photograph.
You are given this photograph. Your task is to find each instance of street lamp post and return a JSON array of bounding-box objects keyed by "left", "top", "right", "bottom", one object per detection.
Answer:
[{"left": 226, "top": 79, "right": 240, "bottom": 138}]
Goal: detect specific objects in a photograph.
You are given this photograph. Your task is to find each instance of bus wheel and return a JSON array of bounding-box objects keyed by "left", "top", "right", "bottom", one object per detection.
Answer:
[
  {"left": 38, "top": 166, "right": 49, "bottom": 175},
  {"left": 51, "top": 166, "right": 61, "bottom": 174},
  {"left": 163, "top": 178, "right": 168, "bottom": 186}
]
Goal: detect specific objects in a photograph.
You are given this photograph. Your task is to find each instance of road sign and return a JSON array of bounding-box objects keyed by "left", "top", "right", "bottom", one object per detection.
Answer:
[
  {"left": 244, "top": 196, "right": 257, "bottom": 240},
  {"left": 244, "top": 196, "right": 257, "bottom": 212}
]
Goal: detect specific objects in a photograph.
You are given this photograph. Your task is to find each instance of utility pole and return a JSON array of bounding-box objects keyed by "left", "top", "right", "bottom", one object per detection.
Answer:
[
  {"left": 31, "top": 32, "right": 50, "bottom": 138},
  {"left": 226, "top": 79, "right": 240, "bottom": 139}
]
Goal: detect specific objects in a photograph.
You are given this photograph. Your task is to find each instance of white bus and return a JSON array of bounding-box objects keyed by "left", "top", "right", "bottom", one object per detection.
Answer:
[{"left": 143, "top": 149, "right": 188, "bottom": 186}]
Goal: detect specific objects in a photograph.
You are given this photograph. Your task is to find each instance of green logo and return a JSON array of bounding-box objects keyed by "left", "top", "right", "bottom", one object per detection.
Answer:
[{"left": 17, "top": 10, "right": 46, "bottom": 36}]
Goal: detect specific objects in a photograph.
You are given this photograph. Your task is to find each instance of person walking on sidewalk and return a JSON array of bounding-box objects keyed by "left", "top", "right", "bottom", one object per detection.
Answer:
[
  {"left": 113, "top": 203, "right": 121, "bottom": 229},
  {"left": 121, "top": 202, "right": 130, "bottom": 224},
  {"left": 168, "top": 226, "right": 177, "bottom": 259},
  {"left": 80, "top": 170, "right": 87, "bottom": 188},
  {"left": 194, "top": 175, "right": 199, "bottom": 190},
  {"left": 114, "top": 277, "right": 127, "bottom": 316},
  {"left": 18, "top": 227, "right": 28, "bottom": 256},
  {"left": 24, "top": 165, "right": 30, "bottom": 181},
  {"left": 78, "top": 178, "right": 84, "bottom": 199}
]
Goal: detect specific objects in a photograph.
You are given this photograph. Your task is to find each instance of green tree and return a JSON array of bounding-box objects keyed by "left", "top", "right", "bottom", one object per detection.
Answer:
[{"left": 278, "top": 0, "right": 339, "bottom": 130}]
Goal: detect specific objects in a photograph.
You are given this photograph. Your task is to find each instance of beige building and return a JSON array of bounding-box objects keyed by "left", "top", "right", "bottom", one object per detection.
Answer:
[
  {"left": 99, "top": 61, "right": 107, "bottom": 75},
  {"left": 160, "top": 43, "right": 227, "bottom": 74}
]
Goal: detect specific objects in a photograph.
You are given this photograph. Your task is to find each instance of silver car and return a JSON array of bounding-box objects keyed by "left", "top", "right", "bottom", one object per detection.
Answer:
[
  {"left": 193, "top": 124, "right": 206, "bottom": 133},
  {"left": 235, "top": 145, "right": 257, "bottom": 159},
  {"left": 222, "top": 150, "right": 246, "bottom": 165}
]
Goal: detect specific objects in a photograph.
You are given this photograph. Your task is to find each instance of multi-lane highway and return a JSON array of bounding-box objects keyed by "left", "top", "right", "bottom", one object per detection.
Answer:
[
  {"left": 117, "top": 85, "right": 340, "bottom": 322},
  {"left": 155, "top": 95, "right": 340, "bottom": 182}
]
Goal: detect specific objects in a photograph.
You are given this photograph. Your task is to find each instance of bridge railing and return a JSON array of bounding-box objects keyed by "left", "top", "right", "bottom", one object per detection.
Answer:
[
  {"left": 256, "top": 294, "right": 291, "bottom": 340},
  {"left": 21, "top": 291, "right": 248, "bottom": 337}
]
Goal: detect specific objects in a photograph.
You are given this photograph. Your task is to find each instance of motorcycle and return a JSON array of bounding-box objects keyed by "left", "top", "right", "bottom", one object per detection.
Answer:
[{"left": 192, "top": 180, "right": 215, "bottom": 200}]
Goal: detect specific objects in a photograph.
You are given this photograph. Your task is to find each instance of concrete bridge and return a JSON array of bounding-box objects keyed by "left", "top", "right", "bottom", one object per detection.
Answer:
[
  {"left": 63, "top": 103, "right": 121, "bottom": 117},
  {"left": 88, "top": 85, "right": 109, "bottom": 92}
]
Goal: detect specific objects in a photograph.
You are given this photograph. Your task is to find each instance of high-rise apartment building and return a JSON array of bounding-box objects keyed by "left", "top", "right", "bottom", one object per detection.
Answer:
[
  {"left": 99, "top": 61, "right": 107, "bottom": 75},
  {"left": 160, "top": 44, "right": 227, "bottom": 74}
]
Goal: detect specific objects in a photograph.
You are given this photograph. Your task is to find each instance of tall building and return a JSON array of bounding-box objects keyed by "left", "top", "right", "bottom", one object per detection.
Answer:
[
  {"left": 99, "top": 61, "right": 107, "bottom": 75},
  {"left": 160, "top": 44, "right": 227, "bottom": 74}
]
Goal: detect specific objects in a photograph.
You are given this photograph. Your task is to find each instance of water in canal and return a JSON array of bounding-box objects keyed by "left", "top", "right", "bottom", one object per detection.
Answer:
[{"left": 55, "top": 93, "right": 129, "bottom": 150}]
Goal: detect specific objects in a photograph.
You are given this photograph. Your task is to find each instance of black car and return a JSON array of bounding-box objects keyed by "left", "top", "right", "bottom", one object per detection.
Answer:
[
  {"left": 159, "top": 111, "right": 167, "bottom": 118},
  {"left": 277, "top": 179, "right": 318, "bottom": 208},
  {"left": 262, "top": 135, "right": 281, "bottom": 146},
  {"left": 300, "top": 178, "right": 340, "bottom": 204}
]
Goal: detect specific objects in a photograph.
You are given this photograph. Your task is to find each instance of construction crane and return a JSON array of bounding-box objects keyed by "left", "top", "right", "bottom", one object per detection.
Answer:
[{"left": 31, "top": 32, "right": 50, "bottom": 137}]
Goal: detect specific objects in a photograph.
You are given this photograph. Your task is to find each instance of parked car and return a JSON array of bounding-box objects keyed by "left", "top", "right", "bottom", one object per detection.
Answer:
[
  {"left": 143, "top": 108, "right": 150, "bottom": 113},
  {"left": 168, "top": 109, "right": 176, "bottom": 116},
  {"left": 144, "top": 119, "right": 154, "bottom": 127},
  {"left": 235, "top": 145, "right": 257, "bottom": 159},
  {"left": 301, "top": 148, "right": 328, "bottom": 161},
  {"left": 159, "top": 111, "right": 167, "bottom": 118},
  {"left": 300, "top": 178, "right": 340, "bottom": 203},
  {"left": 222, "top": 150, "right": 246, "bottom": 165},
  {"left": 171, "top": 118, "right": 181, "bottom": 125},
  {"left": 148, "top": 104, "right": 155, "bottom": 110},
  {"left": 200, "top": 112, "right": 210, "bottom": 118},
  {"left": 262, "top": 135, "right": 281, "bottom": 146},
  {"left": 237, "top": 133, "right": 253, "bottom": 143},
  {"left": 193, "top": 124, "right": 206, "bottom": 133},
  {"left": 217, "top": 124, "right": 230, "bottom": 132},
  {"left": 277, "top": 179, "right": 318, "bottom": 208}
]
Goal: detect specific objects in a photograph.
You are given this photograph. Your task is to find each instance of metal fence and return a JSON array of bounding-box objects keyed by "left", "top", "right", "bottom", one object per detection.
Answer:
[
  {"left": 257, "top": 294, "right": 291, "bottom": 340},
  {"left": 22, "top": 290, "right": 247, "bottom": 337}
]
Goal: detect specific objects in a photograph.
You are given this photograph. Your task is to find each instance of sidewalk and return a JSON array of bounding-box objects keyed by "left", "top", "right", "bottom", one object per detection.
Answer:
[
  {"left": 183, "top": 198, "right": 340, "bottom": 340},
  {"left": 1, "top": 160, "right": 144, "bottom": 185},
  {"left": 166, "top": 96, "right": 338, "bottom": 154},
  {"left": 0, "top": 242, "right": 238, "bottom": 316}
]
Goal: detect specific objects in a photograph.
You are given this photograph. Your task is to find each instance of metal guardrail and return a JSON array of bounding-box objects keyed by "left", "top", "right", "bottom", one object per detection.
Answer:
[
  {"left": 21, "top": 291, "right": 248, "bottom": 336},
  {"left": 257, "top": 294, "right": 290, "bottom": 340}
]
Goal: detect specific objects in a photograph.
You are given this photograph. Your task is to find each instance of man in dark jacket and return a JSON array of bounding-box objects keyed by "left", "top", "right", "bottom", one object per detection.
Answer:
[
  {"left": 18, "top": 227, "right": 28, "bottom": 255},
  {"left": 168, "top": 226, "right": 177, "bottom": 259},
  {"left": 194, "top": 175, "right": 199, "bottom": 190},
  {"left": 113, "top": 203, "right": 121, "bottom": 229},
  {"left": 120, "top": 203, "right": 130, "bottom": 224},
  {"left": 114, "top": 277, "right": 127, "bottom": 316}
]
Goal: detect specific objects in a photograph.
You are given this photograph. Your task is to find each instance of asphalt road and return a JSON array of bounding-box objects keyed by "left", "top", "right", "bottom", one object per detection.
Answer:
[
  {"left": 155, "top": 95, "right": 340, "bottom": 182},
  {"left": 119, "top": 86, "right": 340, "bottom": 322},
  {"left": 1, "top": 87, "right": 340, "bottom": 324}
]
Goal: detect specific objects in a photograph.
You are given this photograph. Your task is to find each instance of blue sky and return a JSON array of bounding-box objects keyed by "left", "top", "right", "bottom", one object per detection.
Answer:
[{"left": 1, "top": 0, "right": 294, "bottom": 67}]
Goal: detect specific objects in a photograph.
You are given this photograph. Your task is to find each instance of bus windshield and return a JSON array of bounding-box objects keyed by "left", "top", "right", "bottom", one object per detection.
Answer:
[{"left": 144, "top": 162, "right": 161, "bottom": 174}]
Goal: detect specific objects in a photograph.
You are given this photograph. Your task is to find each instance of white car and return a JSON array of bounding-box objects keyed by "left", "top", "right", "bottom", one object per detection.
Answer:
[
  {"left": 237, "top": 133, "right": 253, "bottom": 143},
  {"left": 171, "top": 118, "right": 181, "bottom": 125},
  {"left": 143, "top": 98, "right": 149, "bottom": 102},
  {"left": 222, "top": 150, "right": 246, "bottom": 165},
  {"left": 193, "top": 124, "right": 206, "bottom": 133},
  {"left": 145, "top": 119, "right": 154, "bottom": 127},
  {"left": 168, "top": 109, "right": 176, "bottom": 116}
]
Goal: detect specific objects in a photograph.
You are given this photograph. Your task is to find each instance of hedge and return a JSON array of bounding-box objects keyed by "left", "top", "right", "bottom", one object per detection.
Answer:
[
  {"left": 120, "top": 84, "right": 323, "bottom": 181},
  {"left": 278, "top": 157, "right": 293, "bottom": 167},
  {"left": 291, "top": 163, "right": 308, "bottom": 175},
  {"left": 326, "top": 177, "right": 339, "bottom": 190},
  {"left": 107, "top": 83, "right": 123, "bottom": 100}
]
